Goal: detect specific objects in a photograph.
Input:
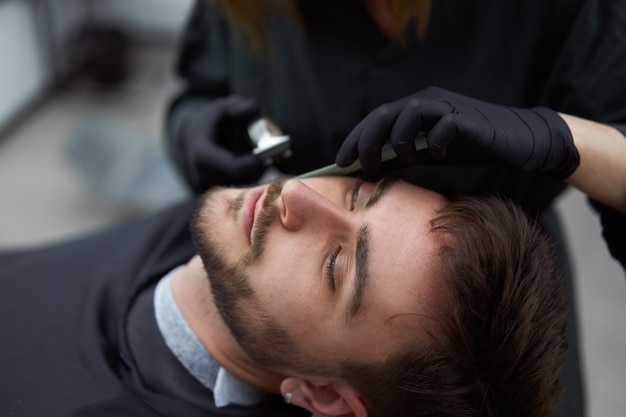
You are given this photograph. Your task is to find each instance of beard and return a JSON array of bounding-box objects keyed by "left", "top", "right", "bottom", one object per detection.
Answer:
[{"left": 189, "top": 179, "right": 294, "bottom": 368}]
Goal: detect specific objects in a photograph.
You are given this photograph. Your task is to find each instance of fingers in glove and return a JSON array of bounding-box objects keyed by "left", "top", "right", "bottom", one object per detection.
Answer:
[
  {"left": 339, "top": 101, "right": 407, "bottom": 172},
  {"left": 355, "top": 104, "right": 403, "bottom": 173},
  {"left": 426, "top": 113, "right": 465, "bottom": 160},
  {"left": 389, "top": 97, "right": 452, "bottom": 164},
  {"left": 199, "top": 140, "right": 262, "bottom": 177},
  {"left": 194, "top": 150, "right": 264, "bottom": 188},
  {"left": 335, "top": 118, "right": 366, "bottom": 167},
  {"left": 221, "top": 96, "right": 262, "bottom": 123},
  {"left": 225, "top": 153, "right": 265, "bottom": 184},
  {"left": 427, "top": 112, "right": 493, "bottom": 163}
]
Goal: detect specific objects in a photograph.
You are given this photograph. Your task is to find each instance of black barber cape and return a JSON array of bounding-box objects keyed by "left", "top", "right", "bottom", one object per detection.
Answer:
[{"left": 0, "top": 200, "right": 306, "bottom": 417}]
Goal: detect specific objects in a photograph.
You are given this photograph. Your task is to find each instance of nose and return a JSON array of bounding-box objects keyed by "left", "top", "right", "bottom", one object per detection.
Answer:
[{"left": 280, "top": 180, "right": 346, "bottom": 231}]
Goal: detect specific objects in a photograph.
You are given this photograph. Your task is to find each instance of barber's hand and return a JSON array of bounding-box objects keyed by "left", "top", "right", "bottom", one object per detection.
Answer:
[
  {"left": 178, "top": 96, "right": 265, "bottom": 192},
  {"left": 336, "top": 86, "right": 580, "bottom": 179}
]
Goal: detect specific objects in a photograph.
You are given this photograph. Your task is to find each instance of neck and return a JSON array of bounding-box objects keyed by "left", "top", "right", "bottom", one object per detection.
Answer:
[
  {"left": 365, "top": 0, "right": 399, "bottom": 40},
  {"left": 170, "top": 255, "right": 285, "bottom": 394}
]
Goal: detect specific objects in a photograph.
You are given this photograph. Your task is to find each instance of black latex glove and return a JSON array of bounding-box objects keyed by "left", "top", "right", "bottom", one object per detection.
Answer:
[
  {"left": 178, "top": 96, "right": 265, "bottom": 192},
  {"left": 336, "top": 87, "right": 580, "bottom": 179}
]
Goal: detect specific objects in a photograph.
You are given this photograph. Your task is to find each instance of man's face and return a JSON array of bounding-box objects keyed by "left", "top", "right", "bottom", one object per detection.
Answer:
[{"left": 192, "top": 176, "right": 449, "bottom": 371}]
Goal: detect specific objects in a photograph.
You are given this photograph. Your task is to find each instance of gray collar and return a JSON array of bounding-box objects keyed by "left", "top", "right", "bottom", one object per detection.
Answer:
[{"left": 153, "top": 267, "right": 266, "bottom": 407}]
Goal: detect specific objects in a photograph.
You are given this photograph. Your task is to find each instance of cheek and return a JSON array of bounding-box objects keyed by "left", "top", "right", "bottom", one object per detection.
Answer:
[
  {"left": 246, "top": 242, "right": 326, "bottom": 318},
  {"left": 245, "top": 240, "right": 347, "bottom": 353}
]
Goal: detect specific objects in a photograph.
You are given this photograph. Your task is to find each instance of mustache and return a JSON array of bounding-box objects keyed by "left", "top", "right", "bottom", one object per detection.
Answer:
[{"left": 244, "top": 178, "right": 286, "bottom": 264}]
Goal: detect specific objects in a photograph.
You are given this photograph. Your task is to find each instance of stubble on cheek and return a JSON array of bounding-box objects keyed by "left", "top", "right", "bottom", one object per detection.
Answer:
[{"left": 232, "top": 191, "right": 245, "bottom": 222}]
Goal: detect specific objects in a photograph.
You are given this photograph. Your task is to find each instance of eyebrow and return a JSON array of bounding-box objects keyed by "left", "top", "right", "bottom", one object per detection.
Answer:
[
  {"left": 365, "top": 176, "right": 400, "bottom": 209},
  {"left": 346, "top": 177, "right": 399, "bottom": 322}
]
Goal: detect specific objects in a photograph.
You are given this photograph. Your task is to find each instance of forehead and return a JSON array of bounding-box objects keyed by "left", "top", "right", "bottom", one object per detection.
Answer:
[
  {"left": 363, "top": 180, "right": 448, "bottom": 323},
  {"left": 304, "top": 177, "right": 449, "bottom": 353}
]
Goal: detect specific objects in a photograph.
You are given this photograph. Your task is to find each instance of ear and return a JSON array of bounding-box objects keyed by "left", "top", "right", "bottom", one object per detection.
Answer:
[{"left": 280, "top": 377, "right": 368, "bottom": 417}]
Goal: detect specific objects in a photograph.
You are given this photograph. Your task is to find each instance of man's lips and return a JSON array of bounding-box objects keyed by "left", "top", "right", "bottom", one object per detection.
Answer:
[{"left": 242, "top": 188, "right": 264, "bottom": 245}]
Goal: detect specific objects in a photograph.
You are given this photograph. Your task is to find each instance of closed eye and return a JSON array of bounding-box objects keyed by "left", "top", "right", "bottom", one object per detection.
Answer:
[
  {"left": 351, "top": 182, "right": 363, "bottom": 210},
  {"left": 326, "top": 245, "right": 341, "bottom": 292},
  {"left": 326, "top": 182, "right": 362, "bottom": 292}
]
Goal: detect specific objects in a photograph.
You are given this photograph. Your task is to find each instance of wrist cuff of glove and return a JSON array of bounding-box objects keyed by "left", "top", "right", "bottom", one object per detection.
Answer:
[{"left": 531, "top": 106, "right": 580, "bottom": 179}]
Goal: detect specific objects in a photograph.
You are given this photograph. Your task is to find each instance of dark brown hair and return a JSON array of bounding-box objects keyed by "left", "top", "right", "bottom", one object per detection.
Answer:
[{"left": 340, "top": 195, "right": 568, "bottom": 417}]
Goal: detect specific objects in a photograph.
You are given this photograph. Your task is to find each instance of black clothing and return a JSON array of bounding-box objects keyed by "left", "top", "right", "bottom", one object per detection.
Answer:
[
  {"left": 0, "top": 201, "right": 306, "bottom": 417},
  {"left": 167, "top": 0, "right": 626, "bottom": 210},
  {"left": 592, "top": 201, "right": 626, "bottom": 273}
]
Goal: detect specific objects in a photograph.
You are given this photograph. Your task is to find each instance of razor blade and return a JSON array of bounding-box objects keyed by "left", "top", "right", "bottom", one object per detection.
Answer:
[{"left": 295, "top": 137, "right": 428, "bottom": 179}]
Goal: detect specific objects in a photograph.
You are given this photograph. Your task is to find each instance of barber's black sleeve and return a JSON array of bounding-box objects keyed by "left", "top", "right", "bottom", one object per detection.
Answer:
[{"left": 165, "top": 0, "right": 232, "bottom": 191}]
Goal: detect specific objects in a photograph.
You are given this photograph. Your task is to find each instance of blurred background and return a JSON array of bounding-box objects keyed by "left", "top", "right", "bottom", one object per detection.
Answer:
[{"left": 0, "top": 1, "right": 624, "bottom": 416}]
